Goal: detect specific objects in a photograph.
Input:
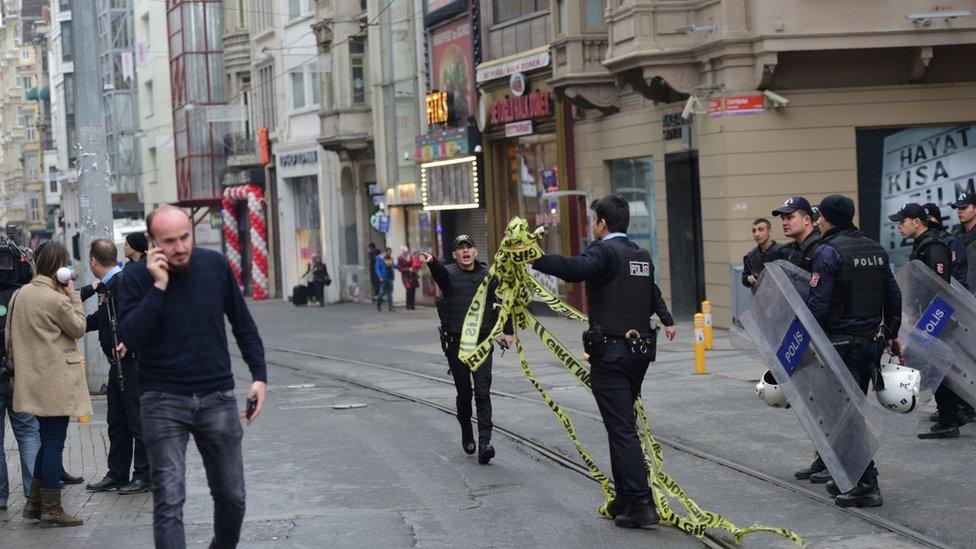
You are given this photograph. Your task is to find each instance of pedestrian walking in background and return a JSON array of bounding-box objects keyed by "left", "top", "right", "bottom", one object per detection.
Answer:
[
  {"left": 118, "top": 206, "right": 267, "bottom": 549},
  {"left": 124, "top": 232, "right": 147, "bottom": 265},
  {"left": 368, "top": 242, "right": 381, "bottom": 306},
  {"left": 301, "top": 254, "right": 331, "bottom": 307},
  {"left": 374, "top": 247, "right": 395, "bottom": 312},
  {"left": 397, "top": 245, "right": 420, "bottom": 310},
  {"left": 7, "top": 242, "right": 90, "bottom": 527}
]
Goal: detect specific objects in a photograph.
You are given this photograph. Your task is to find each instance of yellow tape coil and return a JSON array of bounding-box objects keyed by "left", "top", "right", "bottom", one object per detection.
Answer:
[{"left": 457, "top": 218, "right": 803, "bottom": 546}]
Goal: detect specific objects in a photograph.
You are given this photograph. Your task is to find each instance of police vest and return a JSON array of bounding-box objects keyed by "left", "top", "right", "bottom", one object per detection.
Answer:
[
  {"left": 911, "top": 231, "right": 952, "bottom": 282},
  {"left": 954, "top": 225, "right": 976, "bottom": 248},
  {"left": 586, "top": 238, "right": 654, "bottom": 336},
  {"left": 820, "top": 232, "right": 888, "bottom": 322},
  {"left": 745, "top": 242, "right": 786, "bottom": 276},
  {"left": 437, "top": 263, "right": 497, "bottom": 335},
  {"left": 788, "top": 229, "right": 822, "bottom": 272}
]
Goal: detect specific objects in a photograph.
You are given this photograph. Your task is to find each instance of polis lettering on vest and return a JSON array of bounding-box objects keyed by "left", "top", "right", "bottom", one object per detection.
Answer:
[{"left": 852, "top": 255, "right": 885, "bottom": 267}]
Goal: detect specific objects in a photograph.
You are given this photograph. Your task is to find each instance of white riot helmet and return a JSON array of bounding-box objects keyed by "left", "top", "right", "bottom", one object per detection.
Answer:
[
  {"left": 755, "top": 370, "right": 790, "bottom": 409},
  {"left": 875, "top": 355, "right": 921, "bottom": 413}
]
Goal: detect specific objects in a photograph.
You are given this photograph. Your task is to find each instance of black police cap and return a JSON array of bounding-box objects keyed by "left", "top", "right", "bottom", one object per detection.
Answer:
[
  {"left": 772, "top": 196, "right": 813, "bottom": 217},
  {"left": 950, "top": 193, "right": 976, "bottom": 209},
  {"left": 888, "top": 203, "right": 927, "bottom": 222},
  {"left": 453, "top": 234, "right": 475, "bottom": 250}
]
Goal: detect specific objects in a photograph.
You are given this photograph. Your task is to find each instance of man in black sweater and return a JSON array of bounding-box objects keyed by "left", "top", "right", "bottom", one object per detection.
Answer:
[
  {"left": 741, "top": 218, "right": 790, "bottom": 291},
  {"left": 81, "top": 239, "right": 150, "bottom": 496},
  {"left": 117, "top": 206, "right": 267, "bottom": 549}
]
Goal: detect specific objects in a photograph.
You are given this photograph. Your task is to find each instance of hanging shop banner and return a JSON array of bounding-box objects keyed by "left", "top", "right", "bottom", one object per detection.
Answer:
[
  {"left": 430, "top": 17, "right": 476, "bottom": 123},
  {"left": 877, "top": 124, "right": 976, "bottom": 265},
  {"left": 415, "top": 127, "right": 469, "bottom": 163},
  {"left": 476, "top": 47, "right": 550, "bottom": 83},
  {"left": 505, "top": 120, "right": 533, "bottom": 138}
]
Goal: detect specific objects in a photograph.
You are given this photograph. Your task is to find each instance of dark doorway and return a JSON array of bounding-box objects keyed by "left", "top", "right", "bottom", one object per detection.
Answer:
[{"left": 665, "top": 150, "right": 705, "bottom": 319}]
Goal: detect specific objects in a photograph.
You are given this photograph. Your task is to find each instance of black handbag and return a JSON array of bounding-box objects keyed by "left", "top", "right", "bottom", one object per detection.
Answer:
[{"left": 0, "top": 290, "right": 20, "bottom": 381}]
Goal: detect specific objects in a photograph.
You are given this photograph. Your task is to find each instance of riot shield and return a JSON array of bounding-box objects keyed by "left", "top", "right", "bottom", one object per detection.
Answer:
[
  {"left": 896, "top": 260, "right": 976, "bottom": 409},
  {"left": 740, "top": 262, "right": 879, "bottom": 493}
]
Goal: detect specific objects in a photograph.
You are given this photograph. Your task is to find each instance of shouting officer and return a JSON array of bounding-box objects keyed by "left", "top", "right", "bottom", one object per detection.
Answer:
[
  {"left": 806, "top": 195, "right": 901, "bottom": 508},
  {"left": 773, "top": 196, "right": 822, "bottom": 272},
  {"left": 80, "top": 239, "right": 149, "bottom": 495},
  {"left": 418, "top": 236, "right": 512, "bottom": 465},
  {"left": 532, "top": 195, "right": 676, "bottom": 530},
  {"left": 741, "top": 218, "right": 790, "bottom": 290}
]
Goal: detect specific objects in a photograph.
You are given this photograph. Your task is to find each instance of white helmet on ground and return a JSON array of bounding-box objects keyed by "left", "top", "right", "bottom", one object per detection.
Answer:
[
  {"left": 755, "top": 370, "right": 790, "bottom": 409},
  {"left": 876, "top": 356, "right": 921, "bottom": 413}
]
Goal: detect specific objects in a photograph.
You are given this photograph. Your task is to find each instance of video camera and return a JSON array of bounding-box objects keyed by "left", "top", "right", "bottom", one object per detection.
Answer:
[{"left": 0, "top": 224, "right": 34, "bottom": 288}]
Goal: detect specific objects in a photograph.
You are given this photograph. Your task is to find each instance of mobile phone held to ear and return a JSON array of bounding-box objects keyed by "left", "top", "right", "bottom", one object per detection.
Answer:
[{"left": 246, "top": 396, "right": 258, "bottom": 420}]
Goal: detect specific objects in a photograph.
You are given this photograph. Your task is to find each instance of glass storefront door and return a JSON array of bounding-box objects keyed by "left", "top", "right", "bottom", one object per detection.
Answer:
[{"left": 609, "top": 156, "right": 656, "bottom": 266}]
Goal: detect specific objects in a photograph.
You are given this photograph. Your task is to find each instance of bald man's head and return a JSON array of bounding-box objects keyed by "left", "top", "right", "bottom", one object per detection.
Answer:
[{"left": 146, "top": 205, "right": 194, "bottom": 270}]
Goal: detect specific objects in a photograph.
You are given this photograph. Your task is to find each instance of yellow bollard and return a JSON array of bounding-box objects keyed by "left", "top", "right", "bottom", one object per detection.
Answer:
[
  {"left": 702, "top": 300, "right": 714, "bottom": 350},
  {"left": 694, "top": 313, "right": 707, "bottom": 375}
]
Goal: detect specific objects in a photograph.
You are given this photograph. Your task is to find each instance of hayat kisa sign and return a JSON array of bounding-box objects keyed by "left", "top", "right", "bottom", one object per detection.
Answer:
[{"left": 489, "top": 91, "right": 551, "bottom": 125}]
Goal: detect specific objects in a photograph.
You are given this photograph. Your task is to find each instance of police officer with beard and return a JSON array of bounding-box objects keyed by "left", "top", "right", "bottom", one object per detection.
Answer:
[
  {"left": 418, "top": 236, "right": 512, "bottom": 465},
  {"left": 532, "top": 195, "right": 676, "bottom": 530},
  {"left": 805, "top": 195, "right": 901, "bottom": 508},
  {"left": 773, "top": 196, "right": 822, "bottom": 272}
]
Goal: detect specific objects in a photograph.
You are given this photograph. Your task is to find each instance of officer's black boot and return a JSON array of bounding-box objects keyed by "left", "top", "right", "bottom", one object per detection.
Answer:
[
  {"left": 604, "top": 494, "right": 630, "bottom": 519},
  {"left": 794, "top": 455, "right": 826, "bottom": 480},
  {"left": 825, "top": 480, "right": 841, "bottom": 497},
  {"left": 809, "top": 469, "right": 832, "bottom": 484},
  {"left": 613, "top": 495, "right": 659, "bottom": 529},
  {"left": 477, "top": 440, "right": 495, "bottom": 465},
  {"left": 459, "top": 420, "right": 475, "bottom": 455},
  {"left": 917, "top": 422, "right": 960, "bottom": 439},
  {"left": 834, "top": 477, "right": 882, "bottom": 508},
  {"left": 960, "top": 403, "right": 976, "bottom": 424}
]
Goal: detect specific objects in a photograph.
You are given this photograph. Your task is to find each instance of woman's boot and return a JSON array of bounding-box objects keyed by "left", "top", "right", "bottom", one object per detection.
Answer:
[
  {"left": 22, "top": 478, "right": 41, "bottom": 519},
  {"left": 39, "top": 488, "right": 83, "bottom": 528}
]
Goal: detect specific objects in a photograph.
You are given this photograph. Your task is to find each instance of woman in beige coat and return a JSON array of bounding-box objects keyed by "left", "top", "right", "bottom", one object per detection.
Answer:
[{"left": 7, "top": 242, "right": 89, "bottom": 527}]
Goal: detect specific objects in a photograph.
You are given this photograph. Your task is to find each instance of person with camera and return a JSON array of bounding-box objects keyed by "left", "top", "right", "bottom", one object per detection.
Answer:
[
  {"left": 80, "top": 239, "right": 150, "bottom": 495},
  {"left": 7, "top": 242, "right": 90, "bottom": 527}
]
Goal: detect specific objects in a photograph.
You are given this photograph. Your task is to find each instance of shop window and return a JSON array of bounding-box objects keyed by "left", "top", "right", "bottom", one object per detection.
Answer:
[
  {"left": 494, "top": 0, "right": 549, "bottom": 24},
  {"left": 502, "top": 135, "right": 561, "bottom": 255},
  {"left": 609, "top": 156, "right": 656, "bottom": 265}
]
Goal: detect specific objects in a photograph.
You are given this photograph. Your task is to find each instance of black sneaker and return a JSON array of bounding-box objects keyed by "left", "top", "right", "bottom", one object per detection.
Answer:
[
  {"left": 117, "top": 478, "right": 150, "bottom": 495},
  {"left": 613, "top": 495, "right": 659, "bottom": 529},
  {"left": 478, "top": 444, "right": 495, "bottom": 465},
  {"left": 917, "top": 423, "right": 960, "bottom": 439},
  {"left": 834, "top": 478, "right": 882, "bottom": 508},
  {"left": 85, "top": 475, "right": 126, "bottom": 492}
]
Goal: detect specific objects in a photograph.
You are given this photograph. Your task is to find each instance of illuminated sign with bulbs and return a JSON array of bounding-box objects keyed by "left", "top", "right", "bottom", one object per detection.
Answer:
[{"left": 420, "top": 155, "right": 479, "bottom": 211}]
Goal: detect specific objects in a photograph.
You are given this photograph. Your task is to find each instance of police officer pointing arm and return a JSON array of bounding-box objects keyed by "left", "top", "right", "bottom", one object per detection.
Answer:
[
  {"left": 804, "top": 195, "right": 901, "bottom": 508},
  {"left": 531, "top": 195, "right": 674, "bottom": 530},
  {"left": 417, "top": 235, "right": 512, "bottom": 465}
]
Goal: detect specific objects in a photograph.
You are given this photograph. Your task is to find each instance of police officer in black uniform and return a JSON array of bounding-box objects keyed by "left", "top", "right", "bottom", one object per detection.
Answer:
[
  {"left": 772, "top": 196, "right": 822, "bottom": 272},
  {"left": 804, "top": 195, "right": 901, "bottom": 508},
  {"left": 894, "top": 203, "right": 972, "bottom": 439},
  {"left": 922, "top": 203, "right": 968, "bottom": 287},
  {"left": 79, "top": 239, "right": 149, "bottom": 495},
  {"left": 418, "top": 235, "right": 512, "bottom": 465},
  {"left": 742, "top": 218, "right": 791, "bottom": 291},
  {"left": 532, "top": 195, "right": 676, "bottom": 529},
  {"left": 951, "top": 192, "right": 976, "bottom": 295}
]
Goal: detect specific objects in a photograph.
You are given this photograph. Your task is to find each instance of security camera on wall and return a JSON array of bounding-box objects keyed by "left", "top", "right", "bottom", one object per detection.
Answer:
[
  {"left": 680, "top": 97, "right": 705, "bottom": 120},
  {"left": 763, "top": 89, "right": 790, "bottom": 108}
]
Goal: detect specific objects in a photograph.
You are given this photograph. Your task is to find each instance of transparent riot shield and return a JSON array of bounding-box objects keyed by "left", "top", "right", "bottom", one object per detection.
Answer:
[
  {"left": 740, "top": 262, "right": 879, "bottom": 493},
  {"left": 896, "top": 260, "right": 976, "bottom": 409}
]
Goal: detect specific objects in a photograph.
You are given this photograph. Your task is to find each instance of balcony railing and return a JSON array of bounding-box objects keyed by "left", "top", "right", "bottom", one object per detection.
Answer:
[{"left": 223, "top": 132, "right": 255, "bottom": 156}]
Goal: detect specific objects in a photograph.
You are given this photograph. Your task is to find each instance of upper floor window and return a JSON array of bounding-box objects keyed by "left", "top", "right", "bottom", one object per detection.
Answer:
[
  {"left": 61, "top": 21, "right": 73, "bottom": 62},
  {"left": 21, "top": 49, "right": 29, "bottom": 61},
  {"left": 584, "top": 0, "right": 605, "bottom": 29},
  {"left": 350, "top": 37, "right": 366, "bottom": 105},
  {"left": 494, "top": 0, "right": 549, "bottom": 25}
]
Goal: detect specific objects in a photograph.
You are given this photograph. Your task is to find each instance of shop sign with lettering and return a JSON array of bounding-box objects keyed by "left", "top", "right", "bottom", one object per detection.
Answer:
[{"left": 489, "top": 91, "right": 551, "bottom": 125}]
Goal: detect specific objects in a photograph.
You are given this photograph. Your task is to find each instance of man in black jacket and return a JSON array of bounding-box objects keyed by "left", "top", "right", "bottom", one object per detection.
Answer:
[
  {"left": 892, "top": 203, "right": 967, "bottom": 439},
  {"left": 418, "top": 236, "right": 512, "bottom": 465},
  {"left": 773, "top": 196, "right": 822, "bottom": 272},
  {"left": 742, "top": 218, "right": 790, "bottom": 290},
  {"left": 80, "top": 239, "right": 149, "bottom": 495},
  {"left": 532, "top": 195, "right": 676, "bottom": 530}
]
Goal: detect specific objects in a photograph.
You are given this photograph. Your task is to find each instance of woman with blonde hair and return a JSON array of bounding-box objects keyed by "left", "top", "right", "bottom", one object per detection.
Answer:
[{"left": 7, "top": 242, "right": 89, "bottom": 527}]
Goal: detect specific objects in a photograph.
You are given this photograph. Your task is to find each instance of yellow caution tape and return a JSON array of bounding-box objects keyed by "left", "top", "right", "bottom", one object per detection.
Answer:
[{"left": 458, "top": 218, "right": 803, "bottom": 546}]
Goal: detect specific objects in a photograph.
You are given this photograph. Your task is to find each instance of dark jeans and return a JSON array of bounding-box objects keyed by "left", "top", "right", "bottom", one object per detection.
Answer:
[
  {"left": 405, "top": 286, "right": 417, "bottom": 310},
  {"left": 309, "top": 281, "right": 325, "bottom": 305},
  {"left": 141, "top": 390, "right": 245, "bottom": 549},
  {"left": 376, "top": 280, "right": 394, "bottom": 311},
  {"left": 590, "top": 343, "right": 651, "bottom": 498},
  {"left": 934, "top": 384, "right": 963, "bottom": 427},
  {"left": 446, "top": 340, "right": 493, "bottom": 444},
  {"left": 34, "top": 416, "right": 69, "bottom": 490},
  {"left": 0, "top": 382, "right": 40, "bottom": 501},
  {"left": 107, "top": 360, "right": 149, "bottom": 482},
  {"left": 834, "top": 337, "right": 881, "bottom": 481}
]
